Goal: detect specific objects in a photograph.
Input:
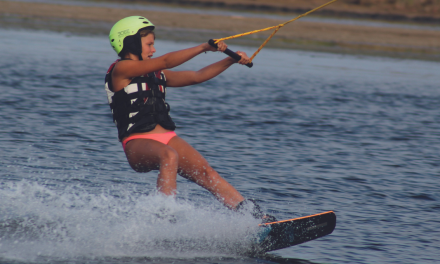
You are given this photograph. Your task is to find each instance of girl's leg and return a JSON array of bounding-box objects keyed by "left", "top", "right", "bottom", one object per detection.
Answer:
[
  {"left": 124, "top": 139, "right": 179, "bottom": 196},
  {"left": 168, "top": 136, "right": 245, "bottom": 209}
]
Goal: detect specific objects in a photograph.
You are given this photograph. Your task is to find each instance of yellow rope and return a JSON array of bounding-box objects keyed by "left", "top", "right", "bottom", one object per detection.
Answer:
[
  {"left": 214, "top": 0, "right": 339, "bottom": 62},
  {"left": 249, "top": 25, "right": 282, "bottom": 62}
]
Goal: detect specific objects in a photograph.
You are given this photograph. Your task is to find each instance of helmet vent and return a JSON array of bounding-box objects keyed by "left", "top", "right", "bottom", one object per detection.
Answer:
[
  {"left": 143, "top": 21, "right": 149, "bottom": 24},
  {"left": 111, "top": 39, "right": 114, "bottom": 42}
]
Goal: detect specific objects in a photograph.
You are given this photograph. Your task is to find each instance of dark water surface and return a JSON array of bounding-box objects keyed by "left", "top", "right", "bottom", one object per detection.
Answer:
[{"left": 0, "top": 29, "right": 439, "bottom": 264}]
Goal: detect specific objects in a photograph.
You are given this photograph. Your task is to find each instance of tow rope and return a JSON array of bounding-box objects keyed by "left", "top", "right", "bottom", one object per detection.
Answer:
[{"left": 208, "top": 0, "right": 339, "bottom": 68}]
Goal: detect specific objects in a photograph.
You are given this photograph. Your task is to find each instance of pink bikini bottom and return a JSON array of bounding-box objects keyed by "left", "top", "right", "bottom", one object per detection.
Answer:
[{"left": 122, "top": 131, "right": 177, "bottom": 151}]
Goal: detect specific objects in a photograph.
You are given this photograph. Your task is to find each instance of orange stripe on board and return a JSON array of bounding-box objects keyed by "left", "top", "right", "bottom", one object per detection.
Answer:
[{"left": 259, "top": 211, "right": 334, "bottom": 226}]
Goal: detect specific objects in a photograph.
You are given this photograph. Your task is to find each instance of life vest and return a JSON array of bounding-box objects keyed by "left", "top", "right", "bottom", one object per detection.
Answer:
[{"left": 105, "top": 60, "right": 176, "bottom": 141}]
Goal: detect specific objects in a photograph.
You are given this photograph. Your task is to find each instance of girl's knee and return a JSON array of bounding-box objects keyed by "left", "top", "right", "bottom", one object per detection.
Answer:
[
  {"left": 159, "top": 147, "right": 179, "bottom": 166},
  {"left": 129, "top": 160, "right": 153, "bottom": 173}
]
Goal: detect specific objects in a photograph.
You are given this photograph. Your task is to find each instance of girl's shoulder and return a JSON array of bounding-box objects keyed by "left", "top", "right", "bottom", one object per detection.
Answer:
[{"left": 106, "top": 59, "right": 121, "bottom": 74}]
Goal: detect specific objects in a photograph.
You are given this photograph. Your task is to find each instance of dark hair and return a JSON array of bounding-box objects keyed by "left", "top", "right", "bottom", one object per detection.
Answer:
[
  {"left": 118, "top": 27, "right": 155, "bottom": 59},
  {"left": 139, "top": 28, "right": 155, "bottom": 38}
]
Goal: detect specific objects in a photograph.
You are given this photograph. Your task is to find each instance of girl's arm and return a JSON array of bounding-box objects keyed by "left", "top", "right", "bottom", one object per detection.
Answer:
[
  {"left": 114, "top": 42, "right": 227, "bottom": 79},
  {"left": 164, "top": 51, "right": 250, "bottom": 87}
]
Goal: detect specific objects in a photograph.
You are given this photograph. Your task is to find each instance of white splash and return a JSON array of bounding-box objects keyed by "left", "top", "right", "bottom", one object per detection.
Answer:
[{"left": 0, "top": 180, "right": 260, "bottom": 262}]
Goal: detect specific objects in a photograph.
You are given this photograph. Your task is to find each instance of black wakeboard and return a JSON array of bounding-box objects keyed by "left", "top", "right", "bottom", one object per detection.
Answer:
[{"left": 255, "top": 211, "right": 336, "bottom": 252}]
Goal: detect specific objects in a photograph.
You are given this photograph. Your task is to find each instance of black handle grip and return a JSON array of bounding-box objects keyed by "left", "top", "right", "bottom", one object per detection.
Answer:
[{"left": 208, "top": 39, "right": 253, "bottom": 68}]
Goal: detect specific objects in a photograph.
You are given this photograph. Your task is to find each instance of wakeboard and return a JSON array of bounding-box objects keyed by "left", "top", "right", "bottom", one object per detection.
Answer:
[{"left": 255, "top": 211, "right": 336, "bottom": 252}]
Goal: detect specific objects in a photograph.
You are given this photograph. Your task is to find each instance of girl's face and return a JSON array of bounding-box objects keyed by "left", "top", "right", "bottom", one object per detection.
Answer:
[{"left": 140, "top": 33, "right": 156, "bottom": 60}]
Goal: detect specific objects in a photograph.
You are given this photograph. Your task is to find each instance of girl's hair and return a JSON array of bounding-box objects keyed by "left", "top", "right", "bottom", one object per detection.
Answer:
[
  {"left": 119, "top": 27, "right": 155, "bottom": 59},
  {"left": 139, "top": 28, "right": 155, "bottom": 38}
]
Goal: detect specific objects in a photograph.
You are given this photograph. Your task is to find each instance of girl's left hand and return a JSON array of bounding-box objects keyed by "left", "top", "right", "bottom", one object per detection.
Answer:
[{"left": 235, "top": 51, "right": 250, "bottom": 65}]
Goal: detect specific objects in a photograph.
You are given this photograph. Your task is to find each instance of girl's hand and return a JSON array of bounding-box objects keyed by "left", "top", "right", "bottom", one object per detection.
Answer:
[
  {"left": 203, "top": 41, "right": 250, "bottom": 65},
  {"left": 204, "top": 40, "right": 228, "bottom": 52},
  {"left": 235, "top": 51, "right": 250, "bottom": 65},
  {"left": 215, "top": 41, "right": 228, "bottom": 52}
]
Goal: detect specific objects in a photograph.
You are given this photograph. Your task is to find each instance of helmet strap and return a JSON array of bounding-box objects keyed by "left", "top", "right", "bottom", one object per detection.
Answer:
[
  {"left": 136, "top": 33, "right": 143, "bottom": 61},
  {"left": 123, "top": 33, "right": 143, "bottom": 61}
]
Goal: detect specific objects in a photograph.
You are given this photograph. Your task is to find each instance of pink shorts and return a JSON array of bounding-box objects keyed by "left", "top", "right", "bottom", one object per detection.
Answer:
[{"left": 122, "top": 131, "right": 177, "bottom": 151}]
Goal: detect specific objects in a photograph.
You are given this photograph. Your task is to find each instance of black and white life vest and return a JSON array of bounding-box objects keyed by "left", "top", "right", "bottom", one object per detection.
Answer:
[{"left": 105, "top": 60, "right": 176, "bottom": 141}]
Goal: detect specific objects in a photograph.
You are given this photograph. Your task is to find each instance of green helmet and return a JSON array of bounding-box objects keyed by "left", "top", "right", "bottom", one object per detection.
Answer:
[{"left": 109, "top": 16, "right": 155, "bottom": 55}]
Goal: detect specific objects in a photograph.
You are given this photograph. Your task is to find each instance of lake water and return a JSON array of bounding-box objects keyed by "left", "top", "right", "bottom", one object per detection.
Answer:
[{"left": 0, "top": 28, "right": 439, "bottom": 264}]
